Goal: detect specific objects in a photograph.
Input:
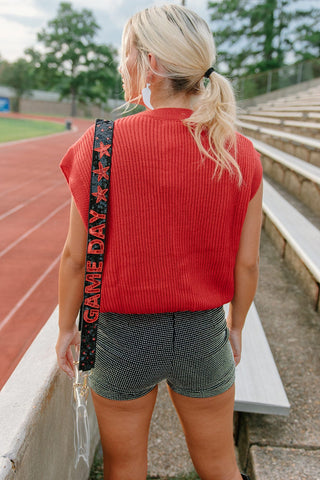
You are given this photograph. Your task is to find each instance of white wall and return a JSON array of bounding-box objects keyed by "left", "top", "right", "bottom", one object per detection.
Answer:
[{"left": 0, "top": 307, "right": 100, "bottom": 480}]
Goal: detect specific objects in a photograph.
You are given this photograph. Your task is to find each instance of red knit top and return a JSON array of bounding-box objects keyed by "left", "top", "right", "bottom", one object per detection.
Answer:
[{"left": 61, "top": 108, "right": 262, "bottom": 314}]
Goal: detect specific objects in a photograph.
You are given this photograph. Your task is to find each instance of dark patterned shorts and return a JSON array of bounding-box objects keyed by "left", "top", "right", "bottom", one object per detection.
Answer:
[{"left": 89, "top": 307, "right": 235, "bottom": 400}]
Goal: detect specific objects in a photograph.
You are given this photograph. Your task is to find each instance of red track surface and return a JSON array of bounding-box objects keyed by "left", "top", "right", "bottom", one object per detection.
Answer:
[{"left": 0, "top": 114, "right": 93, "bottom": 389}]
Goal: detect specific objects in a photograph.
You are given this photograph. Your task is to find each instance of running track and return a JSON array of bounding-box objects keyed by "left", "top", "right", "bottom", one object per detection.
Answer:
[{"left": 0, "top": 114, "right": 93, "bottom": 389}]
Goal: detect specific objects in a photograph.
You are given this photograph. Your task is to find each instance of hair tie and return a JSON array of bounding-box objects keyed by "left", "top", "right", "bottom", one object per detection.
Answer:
[{"left": 204, "top": 67, "right": 215, "bottom": 78}]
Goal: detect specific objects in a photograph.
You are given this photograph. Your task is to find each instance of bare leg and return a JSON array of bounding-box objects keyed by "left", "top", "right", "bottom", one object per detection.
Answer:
[
  {"left": 168, "top": 384, "right": 241, "bottom": 480},
  {"left": 91, "top": 386, "right": 158, "bottom": 480}
]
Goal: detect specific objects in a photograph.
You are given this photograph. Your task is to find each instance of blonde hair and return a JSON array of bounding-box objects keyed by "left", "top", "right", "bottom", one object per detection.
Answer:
[{"left": 120, "top": 4, "right": 241, "bottom": 184}]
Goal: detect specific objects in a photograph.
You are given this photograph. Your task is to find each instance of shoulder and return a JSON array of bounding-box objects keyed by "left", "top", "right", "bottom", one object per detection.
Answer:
[
  {"left": 72, "top": 123, "right": 95, "bottom": 152},
  {"left": 60, "top": 123, "right": 96, "bottom": 183},
  {"left": 235, "top": 132, "right": 257, "bottom": 157},
  {"left": 235, "top": 132, "right": 261, "bottom": 170},
  {"left": 235, "top": 132, "right": 263, "bottom": 197}
]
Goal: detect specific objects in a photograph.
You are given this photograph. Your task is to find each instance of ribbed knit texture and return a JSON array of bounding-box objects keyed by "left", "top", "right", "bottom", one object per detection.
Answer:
[{"left": 61, "top": 108, "right": 262, "bottom": 314}]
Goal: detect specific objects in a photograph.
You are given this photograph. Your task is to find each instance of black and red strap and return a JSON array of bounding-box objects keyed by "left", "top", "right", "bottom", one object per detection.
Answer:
[{"left": 79, "top": 118, "right": 114, "bottom": 371}]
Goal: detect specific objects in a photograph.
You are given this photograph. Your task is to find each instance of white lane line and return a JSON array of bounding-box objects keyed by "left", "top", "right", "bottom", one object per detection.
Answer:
[
  {"left": 0, "top": 199, "right": 70, "bottom": 258},
  {"left": 0, "top": 254, "right": 61, "bottom": 332},
  {"left": 0, "top": 180, "right": 65, "bottom": 221},
  {"left": 0, "top": 172, "right": 56, "bottom": 199}
]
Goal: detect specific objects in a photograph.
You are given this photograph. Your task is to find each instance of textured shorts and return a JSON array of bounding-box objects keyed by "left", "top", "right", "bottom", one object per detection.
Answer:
[{"left": 88, "top": 307, "right": 235, "bottom": 400}]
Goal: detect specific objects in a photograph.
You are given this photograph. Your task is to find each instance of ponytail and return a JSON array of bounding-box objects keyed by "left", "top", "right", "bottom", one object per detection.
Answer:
[
  {"left": 184, "top": 71, "right": 242, "bottom": 185},
  {"left": 121, "top": 4, "right": 242, "bottom": 184}
]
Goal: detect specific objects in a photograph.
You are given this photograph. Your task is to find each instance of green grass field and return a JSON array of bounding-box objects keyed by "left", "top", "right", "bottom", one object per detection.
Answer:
[{"left": 0, "top": 117, "right": 65, "bottom": 143}]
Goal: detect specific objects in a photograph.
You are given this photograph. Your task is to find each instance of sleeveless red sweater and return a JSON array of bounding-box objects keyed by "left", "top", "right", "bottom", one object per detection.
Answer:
[{"left": 60, "top": 108, "right": 262, "bottom": 314}]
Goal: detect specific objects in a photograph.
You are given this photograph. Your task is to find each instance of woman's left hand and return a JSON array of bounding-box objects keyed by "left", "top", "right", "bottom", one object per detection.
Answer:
[{"left": 55, "top": 325, "right": 81, "bottom": 379}]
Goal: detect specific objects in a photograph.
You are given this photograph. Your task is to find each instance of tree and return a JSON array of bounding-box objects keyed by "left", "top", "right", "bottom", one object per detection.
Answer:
[
  {"left": 293, "top": 8, "right": 320, "bottom": 60},
  {"left": 207, "top": 0, "right": 319, "bottom": 77},
  {"left": 0, "top": 58, "right": 35, "bottom": 112},
  {"left": 0, "top": 56, "right": 7, "bottom": 77},
  {"left": 28, "top": 2, "right": 121, "bottom": 116}
]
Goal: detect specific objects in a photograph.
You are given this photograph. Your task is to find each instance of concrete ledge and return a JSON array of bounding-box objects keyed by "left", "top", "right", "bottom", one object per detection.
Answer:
[
  {"left": 239, "top": 115, "right": 320, "bottom": 139},
  {"left": 251, "top": 138, "right": 320, "bottom": 215},
  {"left": 0, "top": 459, "right": 13, "bottom": 480},
  {"left": 259, "top": 105, "right": 320, "bottom": 113},
  {"left": 238, "top": 121, "right": 320, "bottom": 166},
  {"left": 236, "top": 230, "right": 320, "bottom": 480},
  {"left": 243, "top": 111, "right": 320, "bottom": 122},
  {"left": 238, "top": 120, "right": 320, "bottom": 148},
  {"left": 263, "top": 181, "right": 320, "bottom": 310},
  {"left": 263, "top": 180, "right": 320, "bottom": 282},
  {"left": 0, "top": 306, "right": 99, "bottom": 480},
  {"left": 248, "top": 446, "right": 320, "bottom": 480}
]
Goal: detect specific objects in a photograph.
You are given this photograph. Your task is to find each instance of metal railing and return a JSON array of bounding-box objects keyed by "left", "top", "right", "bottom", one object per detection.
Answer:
[{"left": 233, "top": 59, "right": 320, "bottom": 100}]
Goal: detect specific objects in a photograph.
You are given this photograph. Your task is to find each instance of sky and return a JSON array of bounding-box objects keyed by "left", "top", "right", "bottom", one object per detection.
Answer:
[{"left": 0, "top": 0, "right": 212, "bottom": 62}]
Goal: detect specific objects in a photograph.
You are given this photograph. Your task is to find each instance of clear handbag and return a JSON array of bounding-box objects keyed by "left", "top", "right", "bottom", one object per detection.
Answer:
[{"left": 72, "top": 349, "right": 91, "bottom": 468}]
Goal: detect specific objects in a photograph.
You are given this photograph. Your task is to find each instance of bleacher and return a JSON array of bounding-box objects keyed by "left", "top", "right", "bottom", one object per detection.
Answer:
[
  {"left": 233, "top": 84, "right": 320, "bottom": 478},
  {"left": 237, "top": 84, "right": 320, "bottom": 311},
  {"left": 232, "top": 83, "right": 320, "bottom": 419}
]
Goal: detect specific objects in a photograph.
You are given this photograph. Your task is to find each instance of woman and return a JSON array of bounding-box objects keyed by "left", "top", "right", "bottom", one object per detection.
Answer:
[{"left": 56, "top": 4, "right": 262, "bottom": 480}]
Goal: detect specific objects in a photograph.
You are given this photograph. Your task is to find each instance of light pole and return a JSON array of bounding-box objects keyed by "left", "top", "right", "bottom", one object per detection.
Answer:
[{"left": 181, "top": 0, "right": 186, "bottom": 5}]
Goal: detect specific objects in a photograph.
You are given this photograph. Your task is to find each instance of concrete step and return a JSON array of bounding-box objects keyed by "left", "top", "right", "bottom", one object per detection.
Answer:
[
  {"left": 243, "top": 110, "right": 320, "bottom": 123},
  {"left": 257, "top": 105, "right": 320, "bottom": 113},
  {"left": 264, "top": 176, "right": 320, "bottom": 232},
  {"left": 262, "top": 179, "right": 320, "bottom": 310},
  {"left": 237, "top": 230, "right": 320, "bottom": 480},
  {"left": 262, "top": 87, "right": 320, "bottom": 105},
  {"left": 263, "top": 99, "right": 320, "bottom": 108},
  {"left": 250, "top": 137, "right": 320, "bottom": 216},
  {"left": 238, "top": 120, "right": 320, "bottom": 167},
  {"left": 238, "top": 115, "right": 320, "bottom": 140}
]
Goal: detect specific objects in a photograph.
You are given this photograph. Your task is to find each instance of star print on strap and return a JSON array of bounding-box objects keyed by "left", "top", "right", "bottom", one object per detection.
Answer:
[
  {"left": 93, "top": 162, "right": 110, "bottom": 182},
  {"left": 92, "top": 185, "right": 108, "bottom": 203},
  {"left": 94, "top": 141, "right": 111, "bottom": 159}
]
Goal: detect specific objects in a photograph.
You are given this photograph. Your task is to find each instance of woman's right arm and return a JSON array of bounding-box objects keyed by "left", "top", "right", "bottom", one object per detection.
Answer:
[
  {"left": 227, "top": 181, "right": 263, "bottom": 366},
  {"left": 55, "top": 198, "right": 87, "bottom": 378}
]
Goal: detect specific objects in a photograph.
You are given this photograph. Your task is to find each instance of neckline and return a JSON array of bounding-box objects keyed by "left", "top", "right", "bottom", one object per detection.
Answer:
[{"left": 143, "top": 107, "right": 193, "bottom": 120}]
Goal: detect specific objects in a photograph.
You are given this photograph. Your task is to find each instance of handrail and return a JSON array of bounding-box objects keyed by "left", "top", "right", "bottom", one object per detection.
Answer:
[{"left": 233, "top": 59, "right": 320, "bottom": 100}]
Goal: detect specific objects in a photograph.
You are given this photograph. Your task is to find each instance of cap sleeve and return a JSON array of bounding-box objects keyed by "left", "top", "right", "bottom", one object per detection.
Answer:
[
  {"left": 250, "top": 148, "right": 263, "bottom": 200},
  {"left": 60, "top": 124, "right": 95, "bottom": 226}
]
